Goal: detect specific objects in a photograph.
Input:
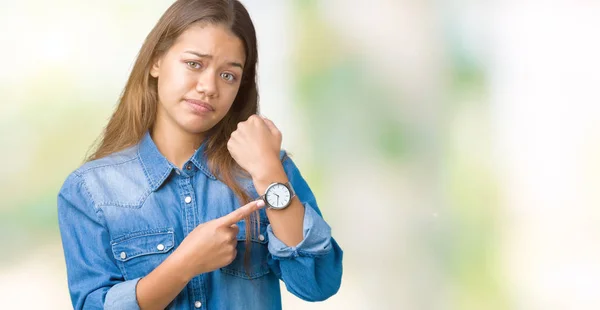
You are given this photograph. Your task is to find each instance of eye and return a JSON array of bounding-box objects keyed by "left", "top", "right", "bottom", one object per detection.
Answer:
[
  {"left": 221, "top": 72, "right": 236, "bottom": 82},
  {"left": 186, "top": 61, "right": 202, "bottom": 69}
]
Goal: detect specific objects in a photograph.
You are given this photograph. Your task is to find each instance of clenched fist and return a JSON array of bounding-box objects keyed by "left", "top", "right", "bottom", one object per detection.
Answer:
[{"left": 227, "top": 115, "right": 282, "bottom": 180}]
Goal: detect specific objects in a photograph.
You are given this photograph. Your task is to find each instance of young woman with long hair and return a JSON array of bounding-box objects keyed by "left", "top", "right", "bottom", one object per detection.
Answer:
[{"left": 57, "top": 1, "right": 343, "bottom": 309}]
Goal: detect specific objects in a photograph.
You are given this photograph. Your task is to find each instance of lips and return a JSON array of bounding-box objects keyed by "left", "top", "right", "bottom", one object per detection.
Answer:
[{"left": 184, "top": 99, "right": 215, "bottom": 113}]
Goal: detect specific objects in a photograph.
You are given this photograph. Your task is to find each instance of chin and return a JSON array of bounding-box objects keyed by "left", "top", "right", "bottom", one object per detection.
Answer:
[{"left": 180, "top": 122, "right": 215, "bottom": 135}]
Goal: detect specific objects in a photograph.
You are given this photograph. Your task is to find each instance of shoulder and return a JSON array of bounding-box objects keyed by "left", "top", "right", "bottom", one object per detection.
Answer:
[
  {"left": 76, "top": 145, "right": 140, "bottom": 175},
  {"left": 60, "top": 145, "right": 150, "bottom": 208}
]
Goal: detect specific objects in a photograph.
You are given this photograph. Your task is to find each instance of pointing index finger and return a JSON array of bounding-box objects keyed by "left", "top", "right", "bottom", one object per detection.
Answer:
[{"left": 216, "top": 199, "right": 265, "bottom": 227}]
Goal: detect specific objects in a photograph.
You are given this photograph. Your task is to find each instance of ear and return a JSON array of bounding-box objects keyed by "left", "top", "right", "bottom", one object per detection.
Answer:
[{"left": 150, "top": 57, "right": 162, "bottom": 78}]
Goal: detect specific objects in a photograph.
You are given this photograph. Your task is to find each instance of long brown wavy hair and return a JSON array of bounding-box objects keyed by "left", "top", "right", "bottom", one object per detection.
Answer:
[{"left": 87, "top": 0, "right": 260, "bottom": 248}]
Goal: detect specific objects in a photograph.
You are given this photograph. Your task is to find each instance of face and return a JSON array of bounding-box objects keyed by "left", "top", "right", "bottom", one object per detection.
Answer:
[{"left": 150, "top": 22, "right": 246, "bottom": 137}]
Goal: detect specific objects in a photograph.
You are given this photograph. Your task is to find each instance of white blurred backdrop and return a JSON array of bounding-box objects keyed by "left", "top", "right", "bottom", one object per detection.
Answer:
[{"left": 1, "top": 1, "right": 599, "bottom": 309}]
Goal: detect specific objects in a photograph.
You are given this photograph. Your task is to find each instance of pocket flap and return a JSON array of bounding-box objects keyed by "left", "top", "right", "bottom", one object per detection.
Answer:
[{"left": 111, "top": 229, "right": 174, "bottom": 262}]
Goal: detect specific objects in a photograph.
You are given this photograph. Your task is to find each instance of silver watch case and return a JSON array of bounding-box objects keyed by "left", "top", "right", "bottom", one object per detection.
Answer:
[{"left": 261, "top": 181, "right": 296, "bottom": 210}]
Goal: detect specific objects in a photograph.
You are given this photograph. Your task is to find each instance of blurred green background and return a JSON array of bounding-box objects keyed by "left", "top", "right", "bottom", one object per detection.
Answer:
[{"left": 2, "top": 1, "right": 600, "bottom": 309}]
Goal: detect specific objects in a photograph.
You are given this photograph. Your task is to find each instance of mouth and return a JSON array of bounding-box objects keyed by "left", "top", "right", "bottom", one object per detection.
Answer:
[{"left": 184, "top": 99, "right": 215, "bottom": 114}]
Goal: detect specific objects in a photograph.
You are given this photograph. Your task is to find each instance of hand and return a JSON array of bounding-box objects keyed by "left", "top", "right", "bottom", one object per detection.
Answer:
[
  {"left": 174, "top": 199, "right": 266, "bottom": 279},
  {"left": 227, "top": 115, "right": 282, "bottom": 179}
]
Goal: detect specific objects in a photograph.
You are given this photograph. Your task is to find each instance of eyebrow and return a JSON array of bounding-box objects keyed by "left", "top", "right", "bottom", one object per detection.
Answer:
[{"left": 183, "top": 51, "right": 244, "bottom": 70}]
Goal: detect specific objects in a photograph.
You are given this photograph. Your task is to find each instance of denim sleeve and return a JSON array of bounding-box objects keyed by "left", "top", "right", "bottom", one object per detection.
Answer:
[
  {"left": 57, "top": 172, "right": 141, "bottom": 310},
  {"left": 266, "top": 152, "right": 344, "bottom": 302}
]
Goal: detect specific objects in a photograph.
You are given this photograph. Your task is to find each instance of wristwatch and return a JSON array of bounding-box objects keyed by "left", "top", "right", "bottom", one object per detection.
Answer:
[{"left": 260, "top": 181, "right": 296, "bottom": 210}]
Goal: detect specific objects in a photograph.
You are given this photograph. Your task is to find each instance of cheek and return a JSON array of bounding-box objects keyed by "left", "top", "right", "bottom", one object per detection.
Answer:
[
  {"left": 158, "top": 66, "right": 194, "bottom": 99},
  {"left": 224, "top": 86, "right": 241, "bottom": 106},
  {"left": 218, "top": 89, "right": 240, "bottom": 114}
]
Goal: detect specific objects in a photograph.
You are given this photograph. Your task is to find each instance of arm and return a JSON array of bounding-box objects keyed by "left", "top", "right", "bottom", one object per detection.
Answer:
[
  {"left": 252, "top": 155, "right": 304, "bottom": 247},
  {"left": 254, "top": 153, "right": 344, "bottom": 302},
  {"left": 59, "top": 172, "right": 189, "bottom": 310},
  {"left": 226, "top": 115, "right": 343, "bottom": 301},
  {"left": 134, "top": 255, "right": 191, "bottom": 310},
  {"left": 58, "top": 173, "right": 141, "bottom": 310},
  {"left": 135, "top": 200, "right": 265, "bottom": 310},
  {"left": 59, "top": 172, "right": 263, "bottom": 310}
]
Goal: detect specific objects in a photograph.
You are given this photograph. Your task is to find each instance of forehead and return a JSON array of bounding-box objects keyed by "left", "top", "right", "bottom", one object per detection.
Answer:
[{"left": 171, "top": 22, "right": 246, "bottom": 64}]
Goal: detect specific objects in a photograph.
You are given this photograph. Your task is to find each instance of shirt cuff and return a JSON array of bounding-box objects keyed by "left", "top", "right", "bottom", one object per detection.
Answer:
[
  {"left": 267, "top": 203, "right": 332, "bottom": 258},
  {"left": 104, "top": 278, "right": 141, "bottom": 310}
]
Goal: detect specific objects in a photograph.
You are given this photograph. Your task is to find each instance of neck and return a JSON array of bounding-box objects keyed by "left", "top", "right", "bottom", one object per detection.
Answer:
[{"left": 151, "top": 117, "right": 205, "bottom": 169}]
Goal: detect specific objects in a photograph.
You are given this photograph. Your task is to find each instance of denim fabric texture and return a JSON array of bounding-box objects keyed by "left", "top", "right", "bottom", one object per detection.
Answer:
[{"left": 58, "top": 132, "right": 343, "bottom": 309}]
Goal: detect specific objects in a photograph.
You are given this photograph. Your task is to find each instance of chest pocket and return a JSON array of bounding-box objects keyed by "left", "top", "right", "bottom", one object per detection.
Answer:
[
  {"left": 111, "top": 228, "right": 175, "bottom": 280},
  {"left": 220, "top": 220, "right": 271, "bottom": 279}
]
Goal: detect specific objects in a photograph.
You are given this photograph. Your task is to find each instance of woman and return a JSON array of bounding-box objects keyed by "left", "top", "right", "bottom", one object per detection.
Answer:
[{"left": 57, "top": 0, "right": 343, "bottom": 309}]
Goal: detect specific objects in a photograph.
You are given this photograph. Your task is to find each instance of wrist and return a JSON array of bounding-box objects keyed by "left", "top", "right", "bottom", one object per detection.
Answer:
[
  {"left": 252, "top": 166, "right": 288, "bottom": 196},
  {"left": 170, "top": 248, "right": 198, "bottom": 282},
  {"left": 251, "top": 156, "right": 284, "bottom": 179}
]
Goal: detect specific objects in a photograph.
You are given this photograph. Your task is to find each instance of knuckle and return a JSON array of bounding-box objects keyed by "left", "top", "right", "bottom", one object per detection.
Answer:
[{"left": 221, "top": 233, "right": 231, "bottom": 243}]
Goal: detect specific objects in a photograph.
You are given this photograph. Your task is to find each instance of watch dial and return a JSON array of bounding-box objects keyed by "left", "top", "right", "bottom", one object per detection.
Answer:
[{"left": 266, "top": 184, "right": 291, "bottom": 208}]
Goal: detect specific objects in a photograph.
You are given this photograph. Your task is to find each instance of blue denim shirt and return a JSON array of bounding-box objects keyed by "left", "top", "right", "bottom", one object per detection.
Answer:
[{"left": 57, "top": 132, "right": 343, "bottom": 310}]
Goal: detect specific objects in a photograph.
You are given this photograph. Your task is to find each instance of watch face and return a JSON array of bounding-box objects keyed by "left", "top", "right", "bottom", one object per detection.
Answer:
[{"left": 265, "top": 183, "right": 291, "bottom": 209}]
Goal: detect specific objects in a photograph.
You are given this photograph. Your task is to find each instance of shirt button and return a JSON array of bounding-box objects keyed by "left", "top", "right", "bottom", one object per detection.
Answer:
[
  {"left": 194, "top": 301, "right": 202, "bottom": 308},
  {"left": 186, "top": 164, "right": 192, "bottom": 170},
  {"left": 156, "top": 244, "right": 165, "bottom": 251},
  {"left": 258, "top": 234, "right": 265, "bottom": 241},
  {"left": 185, "top": 196, "right": 192, "bottom": 204},
  {"left": 120, "top": 252, "right": 127, "bottom": 259}
]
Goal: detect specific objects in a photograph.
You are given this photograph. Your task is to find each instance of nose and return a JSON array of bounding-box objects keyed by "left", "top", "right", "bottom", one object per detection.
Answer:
[{"left": 195, "top": 70, "right": 218, "bottom": 98}]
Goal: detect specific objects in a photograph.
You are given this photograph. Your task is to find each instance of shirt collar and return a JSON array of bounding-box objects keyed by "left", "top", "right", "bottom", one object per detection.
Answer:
[
  {"left": 189, "top": 141, "right": 217, "bottom": 180},
  {"left": 191, "top": 139, "right": 217, "bottom": 180},
  {"left": 138, "top": 132, "right": 216, "bottom": 192}
]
